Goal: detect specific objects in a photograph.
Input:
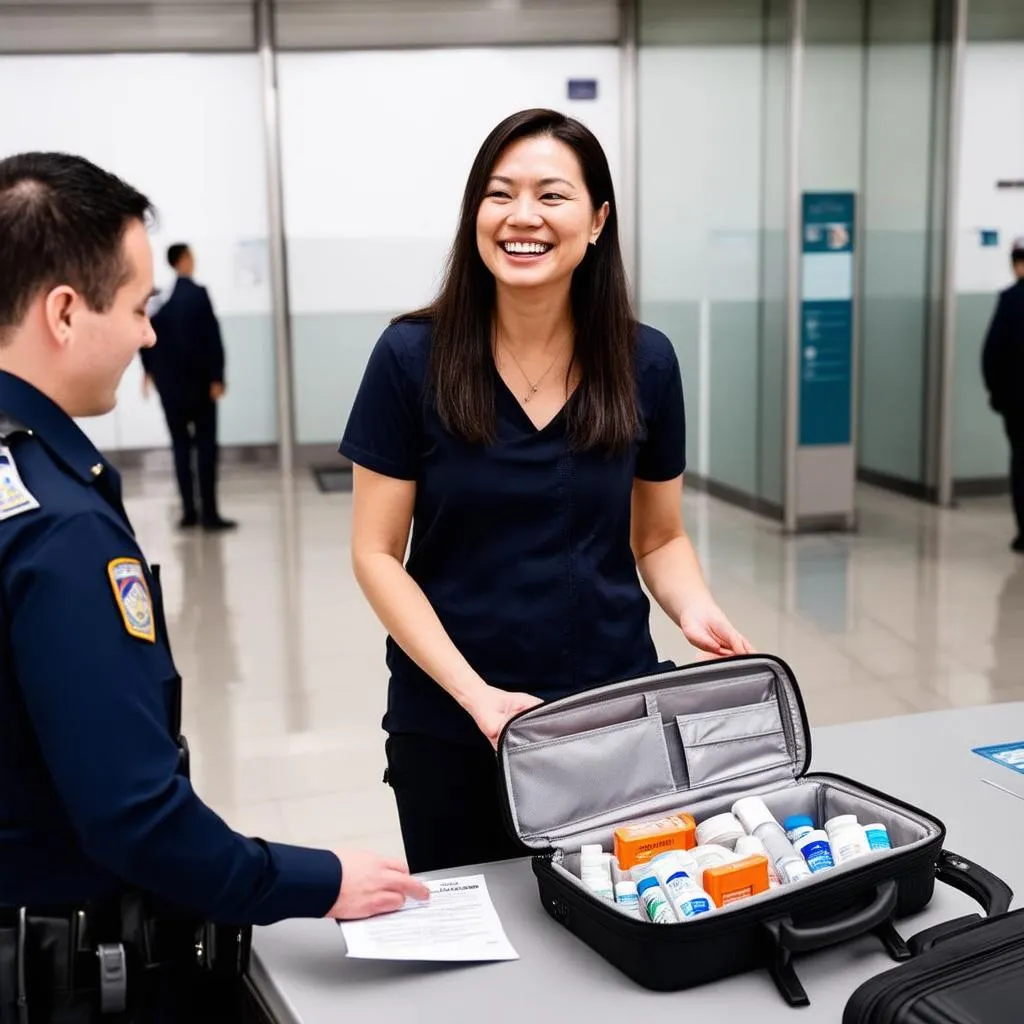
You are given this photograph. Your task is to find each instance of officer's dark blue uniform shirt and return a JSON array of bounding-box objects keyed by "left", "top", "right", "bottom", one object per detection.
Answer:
[
  {"left": 0, "top": 371, "right": 339, "bottom": 923},
  {"left": 340, "top": 320, "right": 686, "bottom": 745}
]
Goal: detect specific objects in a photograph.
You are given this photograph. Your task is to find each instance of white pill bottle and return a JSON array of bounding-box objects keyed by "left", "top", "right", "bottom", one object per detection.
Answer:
[{"left": 824, "top": 815, "right": 871, "bottom": 864}]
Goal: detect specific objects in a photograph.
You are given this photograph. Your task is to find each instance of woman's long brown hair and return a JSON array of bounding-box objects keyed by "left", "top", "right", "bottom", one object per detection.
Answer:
[{"left": 396, "top": 108, "right": 638, "bottom": 452}]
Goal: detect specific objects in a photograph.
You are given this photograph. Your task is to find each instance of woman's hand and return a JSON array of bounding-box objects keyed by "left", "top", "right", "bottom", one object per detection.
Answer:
[
  {"left": 680, "top": 598, "right": 755, "bottom": 658},
  {"left": 468, "top": 685, "right": 543, "bottom": 749}
]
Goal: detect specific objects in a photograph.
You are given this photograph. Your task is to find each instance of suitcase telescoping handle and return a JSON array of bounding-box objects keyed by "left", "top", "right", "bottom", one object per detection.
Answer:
[{"left": 762, "top": 880, "right": 905, "bottom": 1007}]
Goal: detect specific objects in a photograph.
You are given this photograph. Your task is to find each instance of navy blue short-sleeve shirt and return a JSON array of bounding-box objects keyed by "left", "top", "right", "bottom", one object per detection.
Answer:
[{"left": 340, "top": 320, "right": 686, "bottom": 745}]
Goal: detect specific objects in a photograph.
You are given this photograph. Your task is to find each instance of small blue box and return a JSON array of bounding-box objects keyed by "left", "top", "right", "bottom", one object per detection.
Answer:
[
  {"left": 980, "top": 229, "right": 999, "bottom": 247},
  {"left": 567, "top": 79, "right": 598, "bottom": 101}
]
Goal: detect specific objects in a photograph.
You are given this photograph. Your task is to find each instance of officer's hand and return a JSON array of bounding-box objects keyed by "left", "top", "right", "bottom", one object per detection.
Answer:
[
  {"left": 470, "top": 685, "right": 543, "bottom": 750},
  {"left": 326, "top": 849, "right": 430, "bottom": 920},
  {"left": 210, "top": 382, "right": 226, "bottom": 401}
]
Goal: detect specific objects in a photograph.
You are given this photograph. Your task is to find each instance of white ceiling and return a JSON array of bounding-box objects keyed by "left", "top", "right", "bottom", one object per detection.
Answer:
[{"left": 0, "top": 0, "right": 621, "bottom": 53}]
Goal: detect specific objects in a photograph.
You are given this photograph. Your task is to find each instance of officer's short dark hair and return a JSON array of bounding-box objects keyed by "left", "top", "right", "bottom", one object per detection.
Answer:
[
  {"left": 0, "top": 152, "right": 153, "bottom": 345},
  {"left": 167, "top": 243, "right": 191, "bottom": 269},
  {"left": 1012, "top": 247, "right": 1024, "bottom": 268}
]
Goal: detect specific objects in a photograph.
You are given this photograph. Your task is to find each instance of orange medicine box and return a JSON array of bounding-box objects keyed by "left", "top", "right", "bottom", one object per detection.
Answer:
[
  {"left": 703, "top": 855, "right": 771, "bottom": 908},
  {"left": 613, "top": 814, "right": 696, "bottom": 870}
]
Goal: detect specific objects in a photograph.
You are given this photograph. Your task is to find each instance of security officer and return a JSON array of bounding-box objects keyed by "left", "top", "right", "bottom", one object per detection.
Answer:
[
  {"left": 0, "top": 152, "right": 428, "bottom": 1022},
  {"left": 982, "top": 237, "right": 1024, "bottom": 554},
  {"left": 142, "top": 243, "right": 234, "bottom": 532}
]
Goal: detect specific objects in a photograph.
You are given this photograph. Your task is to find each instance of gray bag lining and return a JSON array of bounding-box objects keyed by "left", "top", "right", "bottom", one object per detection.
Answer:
[
  {"left": 507, "top": 716, "right": 675, "bottom": 836},
  {"left": 501, "top": 658, "right": 807, "bottom": 847},
  {"left": 647, "top": 671, "right": 777, "bottom": 720},
  {"left": 677, "top": 700, "right": 790, "bottom": 788},
  {"left": 551, "top": 777, "right": 941, "bottom": 921},
  {"left": 506, "top": 693, "right": 648, "bottom": 748}
]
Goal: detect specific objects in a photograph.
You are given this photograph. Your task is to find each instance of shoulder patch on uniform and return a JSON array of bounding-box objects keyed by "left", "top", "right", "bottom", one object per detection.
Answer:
[
  {"left": 107, "top": 558, "right": 156, "bottom": 643},
  {"left": 0, "top": 445, "right": 40, "bottom": 520}
]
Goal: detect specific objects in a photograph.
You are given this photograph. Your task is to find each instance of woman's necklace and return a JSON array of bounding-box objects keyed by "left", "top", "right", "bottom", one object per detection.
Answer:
[{"left": 498, "top": 339, "right": 568, "bottom": 405}]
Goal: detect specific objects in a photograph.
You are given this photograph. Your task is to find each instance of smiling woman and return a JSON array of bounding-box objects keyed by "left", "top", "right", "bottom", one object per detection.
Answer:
[
  {"left": 408, "top": 111, "right": 637, "bottom": 450},
  {"left": 339, "top": 108, "right": 752, "bottom": 875}
]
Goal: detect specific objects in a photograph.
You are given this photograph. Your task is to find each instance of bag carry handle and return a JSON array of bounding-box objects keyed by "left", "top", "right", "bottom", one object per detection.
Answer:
[
  {"left": 762, "top": 850, "right": 1014, "bottom": 1005},
  {"left": 762, "top": 881, "right": 901, "bottom": 1007},
  {"left": 773, "top": 880, "right": 898, "bottom": 954},
  {"left": 934, "top": 849, "right": 1013, "bottom": 918},
  {"left": 907, "top": 849, "right": 1015, "bottom": 955}
]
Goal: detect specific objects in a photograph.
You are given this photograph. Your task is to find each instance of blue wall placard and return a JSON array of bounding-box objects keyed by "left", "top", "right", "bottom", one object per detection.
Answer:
[
  {"left": 567, "top": 79, "right": 598, "bottom": 101},
  {"left": 800, "top": 192, "right": 855, "bottom": 447},
  {"left": 980, "top": 229, "right": 999, "bottom": 247}
]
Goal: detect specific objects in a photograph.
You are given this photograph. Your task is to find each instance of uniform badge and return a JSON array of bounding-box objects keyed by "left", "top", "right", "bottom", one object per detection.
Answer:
[
  {"left": 0, "top": 445, "right": 40, "bottom": 520},
  {"left": 108, "top": 558, "right": 156, "bottom": 643}
]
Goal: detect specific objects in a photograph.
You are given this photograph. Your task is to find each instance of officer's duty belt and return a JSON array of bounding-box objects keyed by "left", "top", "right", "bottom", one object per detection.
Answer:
[{"left": 0, "top": 901, "right": 191, "bottom": 1021}]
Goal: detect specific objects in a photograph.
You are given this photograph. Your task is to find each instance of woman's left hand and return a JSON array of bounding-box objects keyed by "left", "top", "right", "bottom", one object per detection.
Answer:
[{"left": 679, "top": 599, "right": 755, "bottom": 658}]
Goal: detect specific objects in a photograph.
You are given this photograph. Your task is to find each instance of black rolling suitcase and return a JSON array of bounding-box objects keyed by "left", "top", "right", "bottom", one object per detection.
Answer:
[
  {"left": 844, "top": 905, "right": 1024, "bottom": 1024},
  {"left": 496, "top": 655, "right": 1012, "bottom": 1006}
]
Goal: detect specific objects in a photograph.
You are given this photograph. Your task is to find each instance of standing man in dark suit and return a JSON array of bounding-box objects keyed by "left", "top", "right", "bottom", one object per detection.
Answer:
[
  {"left": 982, "top": 237, "right": 1024, "bottom": 554},
  {"left": 143, "top": 243, "right": 236, "bottom": 531}
]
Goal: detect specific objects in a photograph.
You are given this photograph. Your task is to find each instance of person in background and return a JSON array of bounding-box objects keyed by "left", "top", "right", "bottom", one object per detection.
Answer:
[
  {"left": 982, "top": 237, "right": 1024, "bottom": 554},
  {"left": 0, "top": 152, "right": 427, "bottom": 1023},
  {"left": 341, "top": 108, "right": 753, "bottom": 875},
  {"left": 143, "top": 243, "right": 236, "bottom": 531}
]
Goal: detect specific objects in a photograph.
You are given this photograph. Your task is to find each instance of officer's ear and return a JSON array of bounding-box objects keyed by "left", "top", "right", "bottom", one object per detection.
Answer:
[{"left": 43, "top": 286, "right": 79, "bottom": 348}]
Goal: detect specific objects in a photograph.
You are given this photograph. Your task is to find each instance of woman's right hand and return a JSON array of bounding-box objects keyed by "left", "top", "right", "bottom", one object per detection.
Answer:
[{"left": 468, "top": 685, "right": 543, "bottom": 748}]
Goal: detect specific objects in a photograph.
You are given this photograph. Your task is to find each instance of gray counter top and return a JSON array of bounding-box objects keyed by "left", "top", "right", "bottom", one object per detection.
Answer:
[{"left": 250, "top": 703, "right": 1024, "bottom": 1022}]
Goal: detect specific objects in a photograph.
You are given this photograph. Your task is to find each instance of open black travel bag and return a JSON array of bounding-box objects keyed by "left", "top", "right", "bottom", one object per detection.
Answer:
[{"left": 496, "top": 655, "right": 1012, "bottom": 1006}]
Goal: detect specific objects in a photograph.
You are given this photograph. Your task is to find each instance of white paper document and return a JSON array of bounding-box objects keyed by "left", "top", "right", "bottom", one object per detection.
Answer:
[{"left": 339, "top": 874, "right": 519, "bottom": 962}]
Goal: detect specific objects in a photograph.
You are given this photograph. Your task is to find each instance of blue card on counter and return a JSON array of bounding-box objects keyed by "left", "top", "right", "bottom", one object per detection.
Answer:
[{"left": 972, "top": 741, "right": 1024, "bottom": 776}]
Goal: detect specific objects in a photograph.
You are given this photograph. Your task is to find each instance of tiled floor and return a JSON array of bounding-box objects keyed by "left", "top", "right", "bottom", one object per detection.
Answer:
[{"left": 121, "top": 465, "right": 1024, "bottom": 861}]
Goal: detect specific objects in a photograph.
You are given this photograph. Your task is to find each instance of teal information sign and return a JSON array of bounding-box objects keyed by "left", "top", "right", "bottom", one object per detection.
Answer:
[{"left": 800, "top": 192, "right": 855, "bottom": 447}]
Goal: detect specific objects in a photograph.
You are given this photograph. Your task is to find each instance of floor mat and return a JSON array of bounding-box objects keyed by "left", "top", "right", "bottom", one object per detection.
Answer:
[{"left": 312, "top": 466, "right": 353, "bottom": 494}]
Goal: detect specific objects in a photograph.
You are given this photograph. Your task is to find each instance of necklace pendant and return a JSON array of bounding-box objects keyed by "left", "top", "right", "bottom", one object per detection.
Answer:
[{"left": 523, "top": 384, "right": 539, "bottom": 404}]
